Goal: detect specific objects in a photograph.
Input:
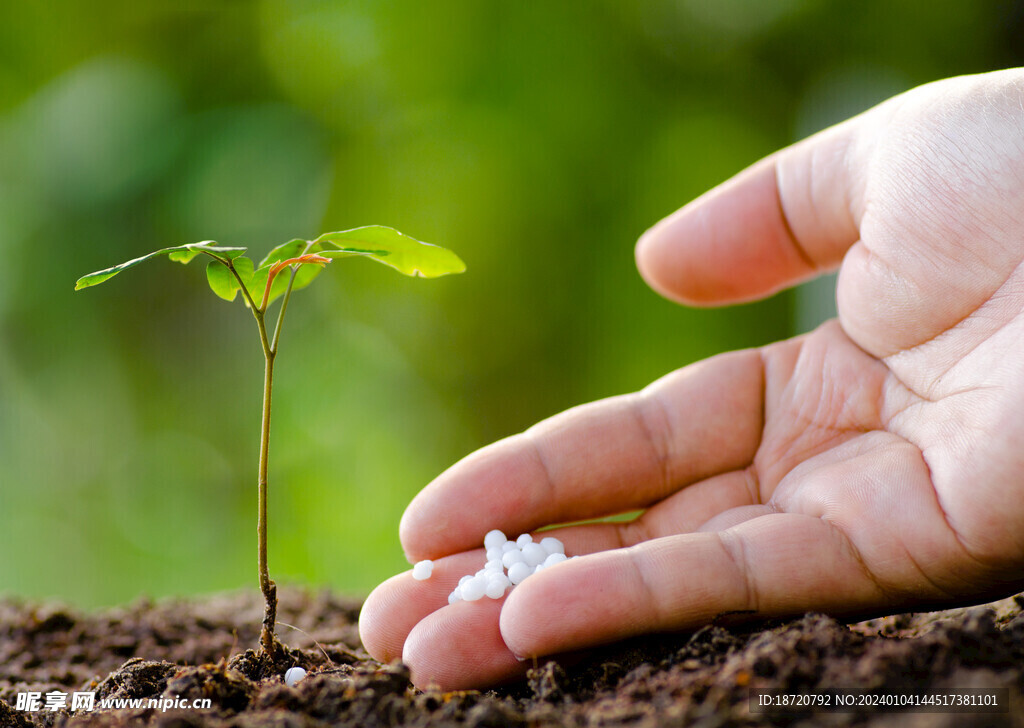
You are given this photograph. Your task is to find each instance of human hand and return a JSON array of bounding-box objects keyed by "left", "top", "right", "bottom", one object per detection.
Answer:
[{"left": 359, "top": 69, "right": 1024, "bottom": 689}]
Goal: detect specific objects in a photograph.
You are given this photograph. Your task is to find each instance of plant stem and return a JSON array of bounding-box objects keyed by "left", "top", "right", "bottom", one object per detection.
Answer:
[
  {"left": 270, "top": 276, "right": 294, "bottom": 355},
  {"left": 228, "top": 260, "right": 261, "bottom": 314},
  {"left": 257, "top": 323, "right": 277, "bottom": 654},
  {"left": 204, "top": 251, "right": 299, "bottom": 653},
  {"left": 218, "top": 246, "right": 313, "bottom": 655},
  {"left": 253, "top": 252, "right": 309, "bottom": 654}
]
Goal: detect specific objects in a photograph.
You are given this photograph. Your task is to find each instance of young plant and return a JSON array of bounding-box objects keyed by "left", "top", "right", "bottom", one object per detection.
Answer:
[{"left": 75, "top": 226, "right": 465, "bottom": 654}]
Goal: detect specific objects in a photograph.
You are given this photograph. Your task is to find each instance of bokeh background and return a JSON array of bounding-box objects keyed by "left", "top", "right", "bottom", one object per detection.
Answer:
[{"left": 0, "top": 1, "right": 1020, "bottom": 607}]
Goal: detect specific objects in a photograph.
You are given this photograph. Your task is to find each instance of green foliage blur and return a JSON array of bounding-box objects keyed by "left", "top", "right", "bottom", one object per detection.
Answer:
[{"left": 0, "top": 1, "right": 1018, "bottom": 607}]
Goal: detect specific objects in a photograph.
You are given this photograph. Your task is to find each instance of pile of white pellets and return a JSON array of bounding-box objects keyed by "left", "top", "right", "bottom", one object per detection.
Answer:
[{"left": 411, "top": 529, "right": 574, "bottom": 604}]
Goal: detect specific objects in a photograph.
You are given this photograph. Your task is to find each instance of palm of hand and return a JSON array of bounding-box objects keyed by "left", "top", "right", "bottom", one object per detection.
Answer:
[
  {"left": 755, "top": 75, "right": 1024, "bottom": 609},
  {"left": 360, "top": 70, "right": 1024, "bottom": 689}
]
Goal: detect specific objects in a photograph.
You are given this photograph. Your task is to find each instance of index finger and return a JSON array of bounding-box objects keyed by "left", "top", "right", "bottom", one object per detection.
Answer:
[{"left": 400, "top": 348, "right": 765, "bottom": 561}]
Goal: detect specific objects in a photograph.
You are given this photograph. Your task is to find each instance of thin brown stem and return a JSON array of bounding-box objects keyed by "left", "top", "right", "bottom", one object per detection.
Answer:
[
  {"left": 257, "top": 340, "right": 277, "bottom": 653},
  {"left": 203, "top": 250, "right": 280, "bottom": 653},
  {"left": 229, "top": 262, "right": 261, "bottom": 313}
]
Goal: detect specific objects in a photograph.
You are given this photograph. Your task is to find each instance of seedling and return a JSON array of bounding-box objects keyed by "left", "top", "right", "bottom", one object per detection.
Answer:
[{"left": 76, "top": 226, "right": 465, "bottom": 654}]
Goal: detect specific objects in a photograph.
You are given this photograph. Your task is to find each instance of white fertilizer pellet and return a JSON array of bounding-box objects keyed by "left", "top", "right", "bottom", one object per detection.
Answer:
[
  {"left": 521, "top": 542, "right": 547, "bottom": 567},
  {"left": 439, "top": 531, "right": 571, "bottom": 605},
  {"left": 411, "top": 560, "right": 433, "bottom": 581},
  {"left": 501, "top": 549, "right": 525, "bottom": 568},
  {"left": 484, "top": 529, "right": 507, "bottom": 549},
  {"left": 485, "top": 575, "right": 511, "bottom": 599},
  {"left": 507, "top": 560, "right": 532, "bottom": 585},
  {"left": 284, "top": 666, "right": 307, "bottom": 687},
  {"left": 543, "top": 552, "right": 568, "bottom": 567},
  {"left": 540, "top": 536, "right": 565, "bottom": 555},
  {"left": 461, "top": 575, "right": 487, "bottom": 601}
]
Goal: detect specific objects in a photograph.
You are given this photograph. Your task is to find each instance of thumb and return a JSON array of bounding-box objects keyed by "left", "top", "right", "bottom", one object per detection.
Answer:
[{"left": 635, "top": 107, "right": 874, "bottom": 306}]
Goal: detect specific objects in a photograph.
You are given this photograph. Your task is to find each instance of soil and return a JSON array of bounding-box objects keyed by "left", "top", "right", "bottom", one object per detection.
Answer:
[{"left": 2, "top": 588, "right": 1023, "bottom": 727}]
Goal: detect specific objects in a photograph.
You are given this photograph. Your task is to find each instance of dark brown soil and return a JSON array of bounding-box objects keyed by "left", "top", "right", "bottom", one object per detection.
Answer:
[{"left": 2, "top": 589, "right": 1023, "bottom": 727}]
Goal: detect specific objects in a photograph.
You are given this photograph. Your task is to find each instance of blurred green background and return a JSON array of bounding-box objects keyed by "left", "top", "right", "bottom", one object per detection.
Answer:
[{"left": 0, "top": 1, "right": 1019, "bottom": 607}]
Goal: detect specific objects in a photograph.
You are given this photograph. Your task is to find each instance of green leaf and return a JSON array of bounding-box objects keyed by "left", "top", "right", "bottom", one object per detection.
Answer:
[
  {"left": 206, "top": 260, "right": 236, "bottom": 301},
  {"left": 75, "top": 242, "right": 247, "bottom": 290},
  {"left": 234, "top": 255, "right": 256, "bottom": 291},
  {"left": 314, "top": 226, "right": 466, "bottom": 278},
  {"left": 205, "top": 256, "right": 255, "bottom": 302}
]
